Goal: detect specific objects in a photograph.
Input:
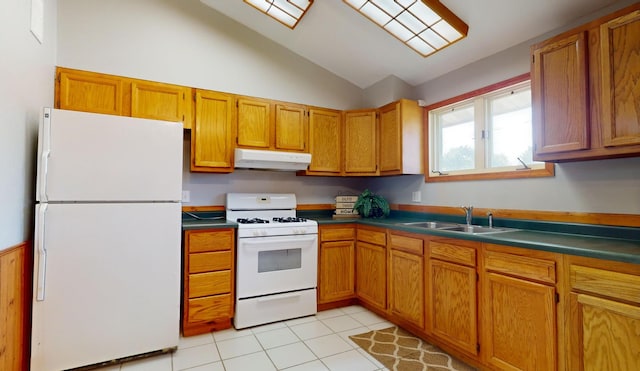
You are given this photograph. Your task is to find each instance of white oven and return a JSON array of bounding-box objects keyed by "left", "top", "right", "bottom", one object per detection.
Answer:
[{"left": 227, "top": 193, "right": 318, "bottom": 329}]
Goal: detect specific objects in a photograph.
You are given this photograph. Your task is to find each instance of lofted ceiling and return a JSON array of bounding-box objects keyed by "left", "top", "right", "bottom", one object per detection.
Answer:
[{"left": 199, "top": 0, "right": 618, "bottom": 89}]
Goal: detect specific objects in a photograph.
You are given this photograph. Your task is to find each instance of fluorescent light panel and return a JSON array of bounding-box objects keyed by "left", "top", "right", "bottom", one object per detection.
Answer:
[
  {"left": 344, "top": 0, "right": 468, "bottom": 57},
  {"left": 244, "top": 0, "right": 313, "bottom": 29}
]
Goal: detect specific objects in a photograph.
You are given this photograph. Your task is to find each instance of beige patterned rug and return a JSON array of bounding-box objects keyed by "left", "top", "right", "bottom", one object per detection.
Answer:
[{"left": 349, "top": 327, "right": 477, "bottom": 371}]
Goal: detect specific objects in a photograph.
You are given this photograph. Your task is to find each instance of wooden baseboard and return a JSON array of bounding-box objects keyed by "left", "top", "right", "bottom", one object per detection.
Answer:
[{"left": 0, "top": 241, "right": 31, "bottom": 371}]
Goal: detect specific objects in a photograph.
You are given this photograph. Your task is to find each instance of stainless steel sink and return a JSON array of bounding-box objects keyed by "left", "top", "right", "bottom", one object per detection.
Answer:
[
  {"left": 400, "top": 221, "right": 460, "bottom": 229},
  {"left": 400, "top": 221, "right": 515, "bottom": 234}
]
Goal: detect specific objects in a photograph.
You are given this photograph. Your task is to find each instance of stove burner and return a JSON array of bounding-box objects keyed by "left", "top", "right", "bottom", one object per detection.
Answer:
[
  {"left": 237, "top": 218, "right": 270, "bottom": 224},
  {"left": 273, "top": 217, "right": 308, "bottom": 223}
]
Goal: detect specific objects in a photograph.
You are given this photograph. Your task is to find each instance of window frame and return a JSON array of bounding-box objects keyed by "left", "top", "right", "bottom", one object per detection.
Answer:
[{"left": 424, "top": 73, "right": 554, "bottom": 183}]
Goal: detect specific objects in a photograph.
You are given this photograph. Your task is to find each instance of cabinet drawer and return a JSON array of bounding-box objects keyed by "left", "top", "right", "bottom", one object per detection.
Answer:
[
  {"left": 389, "top": 234, "right": 423, "bottom": 255},
  {"left": 187, "top": 294, "right": 232, "bottom": 323},
  {"left": 188, "top": 230, "right": 234, "bottom": 253},
  {"left": 188, "top": 271, "right": 231, "bottom": 298},
  {"left": 570, "top": 265, "right": 640, "bottom": 304},
  {"left": 430, "top": 241, "right": 476, "bottom": 267},
  {"left": 189, "top": 251, "right": 232, "bottom": 274},
  {"left": 357, "top": 229, "right": 386, "bottom": 246},
  {"left": 485, "top": 251, "right": 555, "bottom": 284},
  {"left": 321, "top": 227, "right": 355, "bottom": 242}
]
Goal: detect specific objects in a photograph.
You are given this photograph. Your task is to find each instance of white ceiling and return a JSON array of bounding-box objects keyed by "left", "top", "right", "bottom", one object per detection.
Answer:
[{"left": 199, "top": 0, "right": 618, "bottom": 89}]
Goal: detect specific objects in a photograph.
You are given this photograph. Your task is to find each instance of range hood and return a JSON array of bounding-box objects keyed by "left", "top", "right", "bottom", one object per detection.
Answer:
[{"left": 234, "top": 148, "right": 311, "bottom": 171}]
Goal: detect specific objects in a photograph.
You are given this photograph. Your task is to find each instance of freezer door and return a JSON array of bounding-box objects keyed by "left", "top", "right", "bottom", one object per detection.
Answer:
[
  {"left": 36, "top": 108, "right": 182, "bottom": 202},
  {"left": 31, "top": 203, "right": 180, "bottom": 371}
]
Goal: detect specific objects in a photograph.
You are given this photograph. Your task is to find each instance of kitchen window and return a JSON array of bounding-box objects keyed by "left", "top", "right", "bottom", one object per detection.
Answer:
[{"left": 425, "top": 74, "right": 554, "bottom": 182}]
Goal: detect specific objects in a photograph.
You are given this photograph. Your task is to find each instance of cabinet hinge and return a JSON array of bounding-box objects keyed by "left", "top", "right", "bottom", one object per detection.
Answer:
[
  {"left": 555, "top": 292, "right": 560, "bottom": 303},
  {"left": 476, "top": 272, "right": 479, "bottom": 281},
  {"left": 477, "top": 343, "right": 480, "bottom": 352},
  {"left": 532, "top": 54, "right": 535, "bottom": 64}
]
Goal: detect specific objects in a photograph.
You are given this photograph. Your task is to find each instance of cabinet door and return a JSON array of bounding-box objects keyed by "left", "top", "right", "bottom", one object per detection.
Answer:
[
  {"left": 319, "top": 240, "right": 355, "bottom": 303},
  {"left": 483, "top": 272, "right": 556, "bottom": 371},
  {"left": 307, "top": 108, "right": 342, "bottom": 174},
  {"left": 428, "top": 259, "right": 477, "bottom": 355},
  {"left": 569, "top": 293, "right": 640, "bottom": 371},
  {"left": 191, "top": 89, "right": 235, "bottom": 172},
  {"left": 56, "top": 68, "right": 127, "bottom": 116},
  {"left": 379, "top": 102, "right": 402, "bottom": 173},
  {"left": 532, "top": 32, "right": 589, "bottom": 156},
  {"left": 356, "top": 241, "right": 386, "bottom": 310},
  {"left": 344, "top": 110, "right": 378, "bottom": 175},
  {"left": 600, "top": 10, "right": 640, "bottom": 147},
  {"left": 237, "top": 98, "right": 271, "bottom": 148},
  {"left": 131, "top": 80, "right": 192, "bottom": 129},
  {"left": 389, "top": 249, "right": 424, "bottom": 328},
  {"left": 0, "top": 245, "right": 27, "bottom": 371},
  {"left": 276, "top": 104, "right": 307, "bottom": 151}
]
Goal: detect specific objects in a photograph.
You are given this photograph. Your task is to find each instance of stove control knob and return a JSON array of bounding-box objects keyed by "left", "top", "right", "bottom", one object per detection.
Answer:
[{"left": 261, "top": 230, "right": 268, "bottom": 236}]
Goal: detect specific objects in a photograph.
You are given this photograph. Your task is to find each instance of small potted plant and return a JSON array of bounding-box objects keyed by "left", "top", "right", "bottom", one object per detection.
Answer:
[{"left": 353, "top": 189, "right": 390, "bottom": 218}]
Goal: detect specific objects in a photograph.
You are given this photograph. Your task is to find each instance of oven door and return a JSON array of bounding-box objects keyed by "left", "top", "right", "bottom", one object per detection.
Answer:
[{"left": 236, "top": 234, "right": 318, "bottom": 298}]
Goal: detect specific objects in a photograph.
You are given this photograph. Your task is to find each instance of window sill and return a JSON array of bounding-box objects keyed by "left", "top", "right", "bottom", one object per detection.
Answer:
[{"left": 426, "top": 162, "right": 554, "bottom": 182}]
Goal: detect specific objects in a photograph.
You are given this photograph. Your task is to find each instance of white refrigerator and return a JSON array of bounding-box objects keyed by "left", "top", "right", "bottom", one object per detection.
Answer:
[{"left": 31, "top": 108, "right": 183, "bottom": 371}]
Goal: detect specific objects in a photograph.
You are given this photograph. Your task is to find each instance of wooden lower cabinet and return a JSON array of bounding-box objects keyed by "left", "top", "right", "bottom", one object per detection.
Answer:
[
  {"left": 565, "top": 256, "right": 640, "bottom": 371},
  {"left": 182, "top": 228, "right": 235, "bottom": 336},
  {"left": 356, "top": 226, "right": 387, "bottom": 310},
  {"left": 388, "top": 232, "right": 425, "bottom": 329},
  {"left": 481, "top": 244, "right": 560, "bottom": 371},
  {"left": 0, "top": 242, "right": 29, "bottom": 371},
  {"left": 318, "top": 225, "right": 356, "bottom": 304},
  {"left": 427, "top": 239, "right": 479, "bottom": 357}
]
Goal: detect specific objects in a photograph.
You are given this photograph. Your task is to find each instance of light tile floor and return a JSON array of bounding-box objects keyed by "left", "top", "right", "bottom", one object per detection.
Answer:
[{"left": 96, "top": 305, "right": 395, "bottom": 371}]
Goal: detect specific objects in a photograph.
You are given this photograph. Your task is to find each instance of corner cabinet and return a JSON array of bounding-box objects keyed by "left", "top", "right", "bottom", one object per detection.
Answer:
[
  {"left": 378, "top": 99, "right": 424, "bottom": 175},
  {"left": 190, "top": 89, "right": 235, "bottom": 173},
  {"left": 565, "top": 256, "right": 640, "bottom": 371},
  {"left": 318, "top": 225, "right": 356, "bottom": 305},
  {"left": 531, "top": 4, "right": 640, "bottom": 162},
  {"left": 355, "top": 226, "right": 387, "bottom": 310},
  {"left": 182, "top": 228, "right": 235, "bottom": 336}
]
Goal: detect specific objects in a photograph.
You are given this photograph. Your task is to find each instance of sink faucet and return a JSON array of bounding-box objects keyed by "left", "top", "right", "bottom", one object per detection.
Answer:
[
  {"left": 462, "top": 205, "right": 473, "bottom": 225},
  {"left": 487, "top": 211, "right": 493, "bottom": 228}
]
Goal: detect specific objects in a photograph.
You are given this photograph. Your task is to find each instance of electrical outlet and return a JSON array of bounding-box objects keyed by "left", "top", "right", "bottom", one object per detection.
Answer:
[
  {"left": 182, "top": 190, "right": 190, "bottom": 203},
  {"left": 412, "top": 191, "right": 421, "bottom": 202}
]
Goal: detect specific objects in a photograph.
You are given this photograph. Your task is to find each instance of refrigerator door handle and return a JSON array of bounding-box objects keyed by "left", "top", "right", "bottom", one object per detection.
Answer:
[
  {"left": 40, "top": 149, "right": 50, "bottom": 202},
  {"left": 35, "top": 204, "right": 48, "bottom": 301}
]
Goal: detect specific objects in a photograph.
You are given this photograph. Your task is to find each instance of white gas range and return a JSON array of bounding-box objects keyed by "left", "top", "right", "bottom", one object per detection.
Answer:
[{"left": 226, "top": 193, "right": 318, "bottom": 329}]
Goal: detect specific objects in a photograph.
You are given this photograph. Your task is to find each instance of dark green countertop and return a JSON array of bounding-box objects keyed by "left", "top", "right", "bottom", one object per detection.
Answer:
[
  {"left": 307, "top": 211, "right": 640, "bottom": 265},
  {"left": 181, "top": 210, "right": 640, "bottom": 264}
]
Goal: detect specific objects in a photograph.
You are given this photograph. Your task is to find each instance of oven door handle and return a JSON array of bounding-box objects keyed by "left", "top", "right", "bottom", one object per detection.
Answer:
[
  {"left": 257, "top": 292, "right": 302, "bottom": 303},
  {"left": 240, "top": 235, "right": 317, "bottom": 250}
]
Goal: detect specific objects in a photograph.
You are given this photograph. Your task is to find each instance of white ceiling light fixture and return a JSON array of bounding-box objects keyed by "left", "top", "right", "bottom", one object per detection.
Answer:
[
  {"left": 244, "top": 0, "right": 314, "bottom": 29},
  {"left": 343, "top": 0, "right": 468, "bottom": 57}
]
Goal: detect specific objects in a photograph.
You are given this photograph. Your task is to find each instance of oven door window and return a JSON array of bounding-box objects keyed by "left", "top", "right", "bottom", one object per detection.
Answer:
[{"left": 258, "top": 248, "right": 302, "bottom": 273}]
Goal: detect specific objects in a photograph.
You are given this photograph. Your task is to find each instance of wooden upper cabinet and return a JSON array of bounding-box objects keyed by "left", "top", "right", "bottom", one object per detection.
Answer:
[
  {"left": 236, "top": 98, "right": 308, "bottom": 152},
  {"left": 344, "top": 109, "right": 378, "bottom": 175},
  {"left": 531, "top": 32, "right": 590, "bottom": 156},
  {"left": 600, "top": 9, "right": 640, "bottom": 147},
  {"left": 191, "top": 89, "right": 235, "bottom": 173},
  {"left": 275, "top": 104, "right": 307, "bottom": 151},
  {"left": 237, "top": 97, "right": 271, "bottom": 149},
  {"left": 56, "top": 67, "right": 129, "bottom": 116},
  {"left": 304, "top": 108, "right": 342, "bottom": 175},
  {"left": 379, "top": 99, "right": 424, "bottom": 175},
  {"left": 130, "top": 79, "right": 193, "bottom": 129},
  {"left": 531, "top": 3, "right": 640, "bottom": 162}
]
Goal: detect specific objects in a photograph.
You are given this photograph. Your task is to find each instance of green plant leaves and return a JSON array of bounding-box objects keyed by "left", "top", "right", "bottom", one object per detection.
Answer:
[{"left": 352, "top": 189, "right": 390, "bottom": 218}]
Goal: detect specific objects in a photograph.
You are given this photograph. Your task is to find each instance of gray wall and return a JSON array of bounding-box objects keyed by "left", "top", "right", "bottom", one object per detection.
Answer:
[
  {"left": 371, "top": 0, "right": 640, "bottom": 215},
  {"left": 55, "top": 0, "right": 640, "bottom": 216},
  {"left": 1, "top": 0, "right": 56, "bottom": 250}
]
